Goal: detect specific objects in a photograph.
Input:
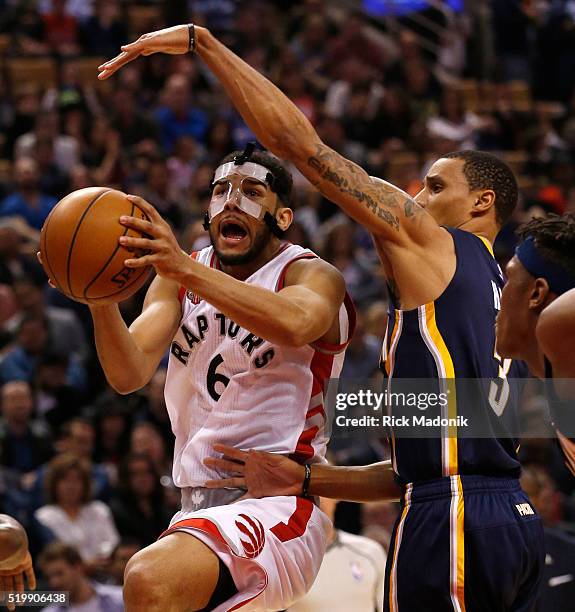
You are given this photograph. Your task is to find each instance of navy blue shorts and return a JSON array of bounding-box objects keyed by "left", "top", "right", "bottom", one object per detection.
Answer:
[{"left": 383, "top": 475, "right": 544, "bottom": 612}]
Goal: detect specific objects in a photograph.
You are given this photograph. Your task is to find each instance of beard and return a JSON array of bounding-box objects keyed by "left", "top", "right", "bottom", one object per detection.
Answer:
[{"left": 209, "top": 222, "right": 273, "bottom": 265}]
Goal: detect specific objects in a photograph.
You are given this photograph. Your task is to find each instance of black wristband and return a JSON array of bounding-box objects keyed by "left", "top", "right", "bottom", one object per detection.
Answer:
[
  {"left": 188, "top": 23, "right": 196, "bottom": 53},
  {"left": 302, "top": 464, "right": 312, "bottom": 497}
]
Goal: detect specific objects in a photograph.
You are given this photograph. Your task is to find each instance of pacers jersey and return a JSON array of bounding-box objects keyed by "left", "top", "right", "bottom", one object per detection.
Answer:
[
  {"left": 381, "top": 228, "right": 527, "bottom": 484},
  {"left": 165, "top": 242, "right": 355, "bottom": 488}
]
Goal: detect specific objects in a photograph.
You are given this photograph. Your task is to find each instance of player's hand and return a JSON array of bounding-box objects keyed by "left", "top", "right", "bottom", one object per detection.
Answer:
[
  {"left": 118, "top": 195, "right": 190, "bottom": 282},
  {"left": 36, "top": 252, "right": 57, "bottom": 289},
  {"left": 557, "top": 430, "right": 575, "bottom": 476},
  {"left": 204, "top": 444, "right": 305, "bottom": 498},
  {"left": 0, "top": 552, "right": 36, "bottom": 611},
  {"left": 98, "top": 25, "right": 191, "bottom": 80}
]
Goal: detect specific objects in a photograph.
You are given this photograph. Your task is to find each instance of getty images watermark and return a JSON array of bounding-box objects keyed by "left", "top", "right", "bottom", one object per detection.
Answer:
[
  {"left": 324, "top": 378, "right": 575, "bottom": 439},
  {"left": 333, "top": 388, "right": 470, "bottom": 428}
]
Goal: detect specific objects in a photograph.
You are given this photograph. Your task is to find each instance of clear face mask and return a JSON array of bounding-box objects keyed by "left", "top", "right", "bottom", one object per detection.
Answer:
[{"left": 208, "top": 161, "right": 273, "bottom": 222}]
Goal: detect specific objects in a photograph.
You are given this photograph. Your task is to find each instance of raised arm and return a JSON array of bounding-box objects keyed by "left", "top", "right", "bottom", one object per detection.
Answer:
[
  {"left": 90, "top": 274, "right": 182, "bottom": 394},
  {"left": 97, "top": 26, "right": 443, "bottom": 248}
]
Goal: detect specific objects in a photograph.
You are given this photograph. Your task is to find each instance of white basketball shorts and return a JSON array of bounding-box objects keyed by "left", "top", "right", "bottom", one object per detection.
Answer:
[{"left": 160, "top": 495, "right": 330, "bottom": 611}]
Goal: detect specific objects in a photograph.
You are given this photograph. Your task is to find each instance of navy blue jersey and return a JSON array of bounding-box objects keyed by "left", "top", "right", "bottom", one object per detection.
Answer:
[{"left": 382, "top": 228, "right": 527, "bottom": 484}]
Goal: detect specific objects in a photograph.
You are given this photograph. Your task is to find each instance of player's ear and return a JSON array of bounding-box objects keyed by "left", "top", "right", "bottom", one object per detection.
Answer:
[
  {"left": 529, "top": 277, "right": 551, "bottom": 312},
  {"left": 472, "top": 189, "right": 496, "bottom": 215},
  {"left": 275, "top": 206, "right": 293, "bottom": 232}
]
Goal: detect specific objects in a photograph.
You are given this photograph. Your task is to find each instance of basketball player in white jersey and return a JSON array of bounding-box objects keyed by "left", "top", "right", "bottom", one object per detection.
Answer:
[{"left": 88, "top": 146, "right": 355, "bottom": 611}]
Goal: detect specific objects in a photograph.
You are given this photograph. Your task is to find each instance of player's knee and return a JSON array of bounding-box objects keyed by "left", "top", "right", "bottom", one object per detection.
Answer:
[{"left": 124, "top": 553, "right": 170, "bottom": 610}]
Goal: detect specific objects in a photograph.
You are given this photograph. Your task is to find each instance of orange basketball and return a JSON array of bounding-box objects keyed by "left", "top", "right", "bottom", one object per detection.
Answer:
[{"left": 40, "top": 188, "right": 153, "bottom": 305}]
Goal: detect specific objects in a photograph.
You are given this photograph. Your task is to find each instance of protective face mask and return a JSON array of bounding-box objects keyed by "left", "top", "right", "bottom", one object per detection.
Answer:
[{"left": 208, "top": 161, "right": 272, "bottom": 221}]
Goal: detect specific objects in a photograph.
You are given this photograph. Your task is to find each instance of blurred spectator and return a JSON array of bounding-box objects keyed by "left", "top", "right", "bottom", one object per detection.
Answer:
[
  {"left": 110, "top": 89, "right": 159, "bottom": 150},
  {"left": 340, "top": 311, "right": 381, "bottom": 380},
  {"left": 154, "top": 74, "right": 209, "bottom": 154},
  {"left": 0, "top": 218, "right": 45, "bottom": 287},
  {"left": 129, "top": 421, "right": 172, "bottom": 481},
  {"left": 0, "top": 380, "right": 53, "bottom": 473},
  {"left": 39, "top": 542, "right": 123, "bottom": 612},
  {"left": 0, "top": 315, "right": 86, "bottom": 391},
  {"left": 35, "top": 353, "right": 85, "bottom": 430},
  {"left": 15, "top": 111, "right": 79, "bottom": 173},
  {"left": 5, "top": 275, "right": 89, "bottom": 363},
  {"left": 42, "top": 0, "right": 81, "bottom": 56},
  {"left": 321, "top": 219, "right": 385, "bottom": 308},
  {"left": 134, "top": 368, "right": 173, "bottom": 449},
  {"left": 0, "top": 158, "right": 57, "bottom": 231},
  {"left": 35, "top": 454, "right": 119, "bottom": 567},
  {"left": 361, "top": 500, "right": 399, "bottom": 554},
  {"left": 92, "top": 397, "right": 131, "bottom": 468},
  {"left": 132, "top": 158, "right": 183, "bottom": 229},
  {"left": 288, "top": 496, "right": 386, "bottom": 612},
  {"left": 109, "top": 453, "right": 173, "bottom": 547},
  {"left": 521, "top": 465, "right": 575, "bottom": 610},
  {"left": 79, "top": 0, "right": 127, "bottom": 57},
  {"left": 104, "top": 538, "right": 141, "bottom": 586}
]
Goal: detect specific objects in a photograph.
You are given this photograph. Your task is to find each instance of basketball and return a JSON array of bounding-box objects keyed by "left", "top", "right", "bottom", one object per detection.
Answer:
[{"left": 39, "top": 188, "right": 153, "bottom": 305}]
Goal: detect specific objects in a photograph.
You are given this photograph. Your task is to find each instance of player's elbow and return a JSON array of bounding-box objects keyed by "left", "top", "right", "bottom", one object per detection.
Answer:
[{"left": 107, "top": 374, "right": 145, "bottom": 396}]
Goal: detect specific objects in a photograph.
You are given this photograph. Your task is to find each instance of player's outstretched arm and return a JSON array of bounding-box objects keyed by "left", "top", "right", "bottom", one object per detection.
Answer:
[
  {"left": 119, "top": 196, "right": 346, "bottom": 347},
  {"left": 0, "top": 515, "right": 36, "bottom": 611},
  {"left": 97, "top": 25, "right": 443, "bottom": 249},
  {"left": 90, "top": 275, "right": 181, "bottom": 394},
  {"left": 204, "top": 445, "right": 402, "bottom": 503}
]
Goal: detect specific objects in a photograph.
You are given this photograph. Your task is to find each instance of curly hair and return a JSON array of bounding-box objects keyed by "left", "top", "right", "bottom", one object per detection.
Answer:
[
  {"left": 444, "top": 150, "right": 518, "bottom": 226},
  {"left": 218, "top": 149, "right": 293, "bottom": 206},
  {"left": 517, "top": 213, "right": 575, "bottom": 276}
]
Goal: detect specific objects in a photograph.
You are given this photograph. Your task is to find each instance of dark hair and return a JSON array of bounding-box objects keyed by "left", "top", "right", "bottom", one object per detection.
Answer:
[
  {"left": 118, "top": 452, "right": 163, "bottom": 504},
  {"left": 58, "top": 417, "right": 94, "bottom": 440},
  {"left": 39, "top": 542, "right": 83, "bottom": 568},
  {"left": 443, "top": 150, "right": 518, "bottom": 226},
  {"left": 44, "top": 453, "right": 92, "bottom": 505},
  {"left": 218, "top": 149, "right": 293, "bottom": 206},
  {"left": 517, "top": 213, "right": 575, "bottom": 276}
]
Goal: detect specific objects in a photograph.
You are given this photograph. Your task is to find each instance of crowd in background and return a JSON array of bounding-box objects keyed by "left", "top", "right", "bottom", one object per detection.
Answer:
[{"left": 0, "top": 0, "right": 575, "bottom": 602}]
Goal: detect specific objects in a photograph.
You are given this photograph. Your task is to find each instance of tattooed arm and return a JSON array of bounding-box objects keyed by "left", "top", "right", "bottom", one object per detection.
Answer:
[
  {"left": 98, "top": 26, "right": 452, "bottom": 306},
  {"left": 98, "top": 25, "right": 443, "bottom": 244}
]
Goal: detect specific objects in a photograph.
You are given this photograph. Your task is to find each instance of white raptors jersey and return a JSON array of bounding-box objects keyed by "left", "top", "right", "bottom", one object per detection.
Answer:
[{"left": 165, "top": 242, "right": 355, "bottom": 488}]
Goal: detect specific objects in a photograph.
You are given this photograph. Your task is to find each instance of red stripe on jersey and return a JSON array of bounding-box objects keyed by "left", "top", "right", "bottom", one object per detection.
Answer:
[
  {"left": 270, "top": 497, "right": 314, "bottom": 543},
  {"left": 311, "top": 292, "right": 357, "bottom": 353},
  {"left": 292, "top": 426, "right": 319, "bottom": 462},
  {"left": 178, "top": 252, "right": 199, "bottom": 304},
  {"left": 275, "top": 252, "right": 317, "bottom": 292},
  {"left": 291, "top": 347, "right": 335, "bottom": 464},
  {"left": 306, "top": 405, "right": 324, "bottom": 419}
]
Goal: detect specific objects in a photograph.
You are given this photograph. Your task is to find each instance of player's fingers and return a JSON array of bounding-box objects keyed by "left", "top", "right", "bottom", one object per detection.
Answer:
[
  {"left": 36, "top": 251, "right": 43, "bottom": 264},
  {"left": 205, "top": 477, "right": 246, "bottom": 489},
  {"left": 119, "top": 215, "right": 156, "bottom": 235},
  {"left": 203, "top": 457, "right": 245, "bottom": 474},
  {"left": 126, "top": 195, "right": 162, "bottom": 223},
  {"left": 97, "top": 50, "right": 139, "bottom": 79},
  {"left": 119, "top": 236, "right": 156, "bottom": 251},
  {"left": 12, "top": 572, "right": 24, "bottom": 594},
  {"left": 124, "top": 255, "right": 155, "bottom": 268},
  {"left": 212, "top": 444, "right": 249, "bottom": 462},
  {"left": 25, "top": 567, "right": 36, "bottom": 591}
]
